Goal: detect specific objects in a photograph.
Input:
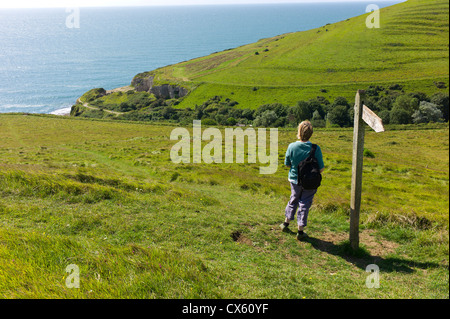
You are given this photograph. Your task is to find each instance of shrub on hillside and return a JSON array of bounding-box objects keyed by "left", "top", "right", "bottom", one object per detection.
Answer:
[
  {"left": 389, "top": 83, "right": 403, "bottom": 91},
  {"left": 119, "top": 102, "right": 136, "bottom": 112},
  {"left": 82, "top": 88, "right": 106, "bottom": 102},
  {"left": 293, "top": 101, "right": 313, "bottom": 122},
  {"left": 327, "top": 105, "right": 351, "bottom": 127},
  {"left": 253, "top": 110, "right": 277, "bottom": 127},
  {"left": 226, "top": 117, "right": 237, "bottom": 126},
  {"left": 201, "top": 118, "right": 217, "bottom": 126},
  {"left": 311, "top": 110, "right": 326, "bottom": 128},
  {"left": 331, "top": 96, "right": 350, "bottom": 108},
  {"left": 412, "top": 101, "right": 444, "bottom": 124},
  {"left": 434, "top": 81, "right": 447, "bottom": 89},
  {"left": 430, "top": 92, "right": 449, "bottom": 122},
  {"left": 378, "top": 110, "right": 391, "bottom": 125},
  {"left": 392, "top": 95, "right": 419, "bottom": 114},
  {"left": 390, "top": 107, "right": 411, "bottom": 124}
]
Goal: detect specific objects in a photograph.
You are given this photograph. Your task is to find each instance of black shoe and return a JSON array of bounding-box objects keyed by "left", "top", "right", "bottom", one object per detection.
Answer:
[
  {"left": 297, "top": 231, "right": 308, "bottom": 240},
  {"left": 279, "top": 222, "right": 290, "bottom": 232}
]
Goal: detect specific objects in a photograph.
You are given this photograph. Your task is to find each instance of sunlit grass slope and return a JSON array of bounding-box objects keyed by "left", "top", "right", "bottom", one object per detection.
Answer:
[
  {"left": 146, "top": 0, "right": 449, "bottom": 108},
  {"left": 0, "top": 114, "right": 448, "bottom": 298}
]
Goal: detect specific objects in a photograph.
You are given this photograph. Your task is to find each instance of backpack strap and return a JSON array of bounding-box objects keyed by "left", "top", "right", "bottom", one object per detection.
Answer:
[{"left": 308, "top": 144, "right": 317, "bottom": 159}]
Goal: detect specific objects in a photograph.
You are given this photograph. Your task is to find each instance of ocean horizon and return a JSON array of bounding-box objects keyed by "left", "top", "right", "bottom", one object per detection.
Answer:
[{"left": 0, "top": 2, "right": 402, "bottom": 115}]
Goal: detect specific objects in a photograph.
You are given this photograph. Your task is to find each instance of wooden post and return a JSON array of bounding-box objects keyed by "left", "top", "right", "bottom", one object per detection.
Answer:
[{"left": 350, "top": 90, "right": 366, "bottom": 251}]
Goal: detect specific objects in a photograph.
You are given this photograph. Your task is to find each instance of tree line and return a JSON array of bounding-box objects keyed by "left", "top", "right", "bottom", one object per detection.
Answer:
[{"left": 76, "top": 84, "right": 449, "bottom": 127}]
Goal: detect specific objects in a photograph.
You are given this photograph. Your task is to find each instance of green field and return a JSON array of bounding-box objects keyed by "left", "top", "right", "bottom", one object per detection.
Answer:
[
  {"left": 142, "top": 0, "right": 449, "bottom": 109},
  {"left": 0, "top": 114, "right": 448, "bottom": 298}
]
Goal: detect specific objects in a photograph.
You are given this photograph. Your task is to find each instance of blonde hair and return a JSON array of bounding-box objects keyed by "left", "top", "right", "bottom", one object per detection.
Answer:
[{"left": 297, "top": 121, "right": 313, "bottom": 141}]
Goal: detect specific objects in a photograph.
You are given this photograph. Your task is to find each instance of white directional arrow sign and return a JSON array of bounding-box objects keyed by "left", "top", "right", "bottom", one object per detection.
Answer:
[{"left": 363, "top": 104, "right": 385, "bottom": 133}]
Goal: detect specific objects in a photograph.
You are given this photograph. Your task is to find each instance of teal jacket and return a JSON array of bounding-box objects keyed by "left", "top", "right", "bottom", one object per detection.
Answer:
[{"left": 284, "top": 141, "right": 324, "bottom": 184}]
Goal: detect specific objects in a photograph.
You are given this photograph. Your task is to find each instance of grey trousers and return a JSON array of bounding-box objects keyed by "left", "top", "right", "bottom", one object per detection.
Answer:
[{"left": 285, "top": 182, "right": 317, "bottom": 227}]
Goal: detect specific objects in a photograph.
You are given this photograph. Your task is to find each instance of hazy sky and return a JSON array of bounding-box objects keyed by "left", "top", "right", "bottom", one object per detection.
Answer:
[{"left": 0, "top": 0, "right": 399, "bottom": 8}]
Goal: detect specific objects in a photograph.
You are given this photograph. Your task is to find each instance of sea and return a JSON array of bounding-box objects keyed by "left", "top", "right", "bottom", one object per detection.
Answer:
[{"left": 0, "top": 2, "right": 402, "bottom": 115}]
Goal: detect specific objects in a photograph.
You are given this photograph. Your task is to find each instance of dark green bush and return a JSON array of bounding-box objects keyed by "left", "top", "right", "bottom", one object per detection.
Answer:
[
  {"left": 363, "top": 148, "right": 375, "bottom": 158},
  {"left": 328, "top": 105, "right": 351, "bottom": 127}
]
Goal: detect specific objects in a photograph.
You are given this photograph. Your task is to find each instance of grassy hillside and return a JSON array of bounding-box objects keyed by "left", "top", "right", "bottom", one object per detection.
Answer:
[
  {"left": 71, "top": 0, "right": 449, "bottom": 127},
  {"left": 141, "top": 0, "right": 448, "bottom": 109},
  {"left": 0, "top": 114, "right": 448, "bottom": 298}
]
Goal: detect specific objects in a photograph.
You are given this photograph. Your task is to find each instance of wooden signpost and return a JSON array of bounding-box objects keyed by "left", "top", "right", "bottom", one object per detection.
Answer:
[{"left": 350, "top": 90, "right": 385, "bottom": 251}]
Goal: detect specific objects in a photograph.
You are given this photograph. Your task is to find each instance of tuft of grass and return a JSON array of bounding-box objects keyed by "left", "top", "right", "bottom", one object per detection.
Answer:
[{"left": 364, "top": 148, "right": 376, "bottom": 158}]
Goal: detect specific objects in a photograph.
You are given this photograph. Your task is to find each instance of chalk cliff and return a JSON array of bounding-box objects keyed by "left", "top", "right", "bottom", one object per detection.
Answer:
[{"left": 131, "top": 74, "right": 188, "bottom": 99}]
